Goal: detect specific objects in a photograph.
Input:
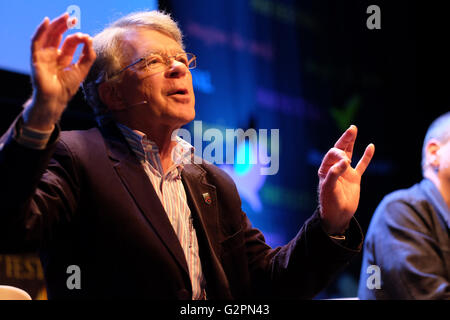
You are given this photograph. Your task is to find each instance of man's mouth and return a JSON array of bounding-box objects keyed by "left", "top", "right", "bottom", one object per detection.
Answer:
[{"left": 167, "top": 88, "right": 188, "bottom": 96}]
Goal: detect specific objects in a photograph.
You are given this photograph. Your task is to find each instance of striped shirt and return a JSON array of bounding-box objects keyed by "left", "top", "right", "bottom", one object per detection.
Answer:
[{"left": 117, "top": 123, "right": 206, "bottom": 300}]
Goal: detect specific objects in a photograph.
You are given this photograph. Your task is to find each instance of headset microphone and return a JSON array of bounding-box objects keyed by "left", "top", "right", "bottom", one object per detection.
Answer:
[{"left": 129, "top": 100, "right": 148, "bottom": 107}]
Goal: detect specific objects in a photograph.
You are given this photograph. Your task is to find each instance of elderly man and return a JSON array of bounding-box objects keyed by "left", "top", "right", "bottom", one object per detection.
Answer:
[
  {"left": 358, "top": 112, "right": 450, "bottom": 299},
  {"left": 0, "top": 11, "right": 374, "bottom": 299}
]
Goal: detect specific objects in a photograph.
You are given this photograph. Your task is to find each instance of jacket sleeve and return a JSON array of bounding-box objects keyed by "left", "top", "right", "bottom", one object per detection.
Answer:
[
  {"left": 203, "top": 161, "right": 364, "bottom": 299},
  {"left": 364, "top": 200, "right": 450, "bottom": 299},
  {"left": 242, "top": 207, "right": 363, "bottom": 299},
  {"left": 0, "top": 115, "right": 80, "bottom": 253}
]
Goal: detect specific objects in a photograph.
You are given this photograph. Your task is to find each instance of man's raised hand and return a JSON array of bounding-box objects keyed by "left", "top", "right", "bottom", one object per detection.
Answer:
[
  {"left": 24, "top": 13, "right": 96, "bottom": 131},
  {"left": 318, "top": 125, "right": 375, "bottom": 234}
]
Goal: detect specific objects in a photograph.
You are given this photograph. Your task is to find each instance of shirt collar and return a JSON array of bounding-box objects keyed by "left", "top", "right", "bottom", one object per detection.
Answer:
[{"left": 116, "top": 122, "right": 194, "bottom": 177}]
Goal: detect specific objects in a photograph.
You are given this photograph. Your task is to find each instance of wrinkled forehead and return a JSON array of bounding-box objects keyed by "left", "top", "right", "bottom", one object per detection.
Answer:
[{"left": 120, "top": 27, "right": 183, "bottom": 62}]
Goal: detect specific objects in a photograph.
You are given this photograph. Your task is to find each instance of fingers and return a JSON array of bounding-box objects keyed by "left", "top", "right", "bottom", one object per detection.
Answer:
[
  {"left": 322, "top": 159, "right": 350, "bottom": 189},
  {"left": 318, "top": 147, "right": 348, "bottom": 178},
  {"left": 334, "top": 125, "right": 357, "bottom": 158},
  {"left": 78, "top": 37, "right": 96, "bottom": 74},
  {"left": 58, "top": 33, "right": 91, "bottom": 67},
  {"left": 319, "top": 142, "right": 375, "bottom": 180},
  {"left": 355, "top": 143, "right": 375, "bottom": 176},
  {"left": 57, "top": 34, "right": 96, "bottom": 76},
  {"left": 44, "top": 13, "right": 70, "bottom": 48},
  {"left": 67, "top": 16, "right": 78, "bottom": 29},
  {"left": 31, "top": 13, "right": 70, "bottom": 54},
  {"left": 31, "top": 17, "right": 50, "bottom": 53}
]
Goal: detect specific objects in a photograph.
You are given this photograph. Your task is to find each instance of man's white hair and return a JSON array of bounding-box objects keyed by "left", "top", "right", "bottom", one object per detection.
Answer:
[
  {"left": 422, "top": 111, "right": 450, "bottom": 174},
  {"left": 82, "top": 10, "right": 184, "bottom": 116}
]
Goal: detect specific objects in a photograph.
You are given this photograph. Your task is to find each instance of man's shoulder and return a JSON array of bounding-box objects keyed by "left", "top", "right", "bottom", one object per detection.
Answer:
[
  {"left": 380, "top": 182, "right": 427, "bottom": 209},
  {"left": 53, "top": 127, "right": 107, "bottom": 162},
  {"left": 368, "top": 181, "right": 435, "bottom": 235},
  {"left": 58, "top": 127, "right": 103, "bottom": 150},
  {"left": 60, "top": 127, "right": 101, "bottom": 143}
]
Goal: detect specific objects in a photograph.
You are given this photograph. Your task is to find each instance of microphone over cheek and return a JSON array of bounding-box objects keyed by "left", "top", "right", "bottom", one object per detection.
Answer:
[{"left": 128, "top": 100, "right": 148, "bottom": 107}]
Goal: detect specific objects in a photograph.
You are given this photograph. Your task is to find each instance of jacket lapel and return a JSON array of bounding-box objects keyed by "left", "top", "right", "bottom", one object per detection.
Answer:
[
  {"left": 98, "top": 120, "right": 190, "bottom": 280},
  {"left": 181, "top": 164, "right": 233, "bottom": 299}
]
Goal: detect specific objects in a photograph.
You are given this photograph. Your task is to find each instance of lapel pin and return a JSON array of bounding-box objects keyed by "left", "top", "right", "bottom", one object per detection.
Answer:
[{"left": 202, "top": 192, "right": 212, "bottom": 205}]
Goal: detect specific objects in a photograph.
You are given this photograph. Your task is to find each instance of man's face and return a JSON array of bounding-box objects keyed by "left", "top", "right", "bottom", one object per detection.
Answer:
[
  {"left": 437, "top": 138, "right": 450, "bottom": 182},
  {"left": 111, "top": 28, "right": 195, "bottom": 129}
]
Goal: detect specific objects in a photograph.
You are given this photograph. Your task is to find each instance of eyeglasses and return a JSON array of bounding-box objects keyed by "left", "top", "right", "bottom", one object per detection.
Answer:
[{"left": 108, "top": 52, "right": 197, "bottom": 80}]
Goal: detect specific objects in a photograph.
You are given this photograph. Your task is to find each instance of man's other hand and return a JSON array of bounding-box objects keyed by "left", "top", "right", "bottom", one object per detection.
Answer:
[{"left": 318, "top": 125, "right": 375, "bottom": 234}]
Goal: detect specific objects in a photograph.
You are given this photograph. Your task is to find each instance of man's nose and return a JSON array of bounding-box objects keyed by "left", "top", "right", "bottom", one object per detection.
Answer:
[{"left": 165, "top": 60, "right": 187, "bottom": 78}]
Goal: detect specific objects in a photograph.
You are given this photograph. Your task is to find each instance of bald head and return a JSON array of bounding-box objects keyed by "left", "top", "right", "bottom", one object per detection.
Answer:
[{"left": 422, "top": 112, "right": 450, "bottom": 175}]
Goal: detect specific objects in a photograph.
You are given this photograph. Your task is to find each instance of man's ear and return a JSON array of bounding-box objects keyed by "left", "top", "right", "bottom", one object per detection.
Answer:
[
  {"left": 426, "top": 139, "right": 441, "bottom": 170},
  {"left": 98, "top": 81, "right": 126, "bottom": 111}
]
